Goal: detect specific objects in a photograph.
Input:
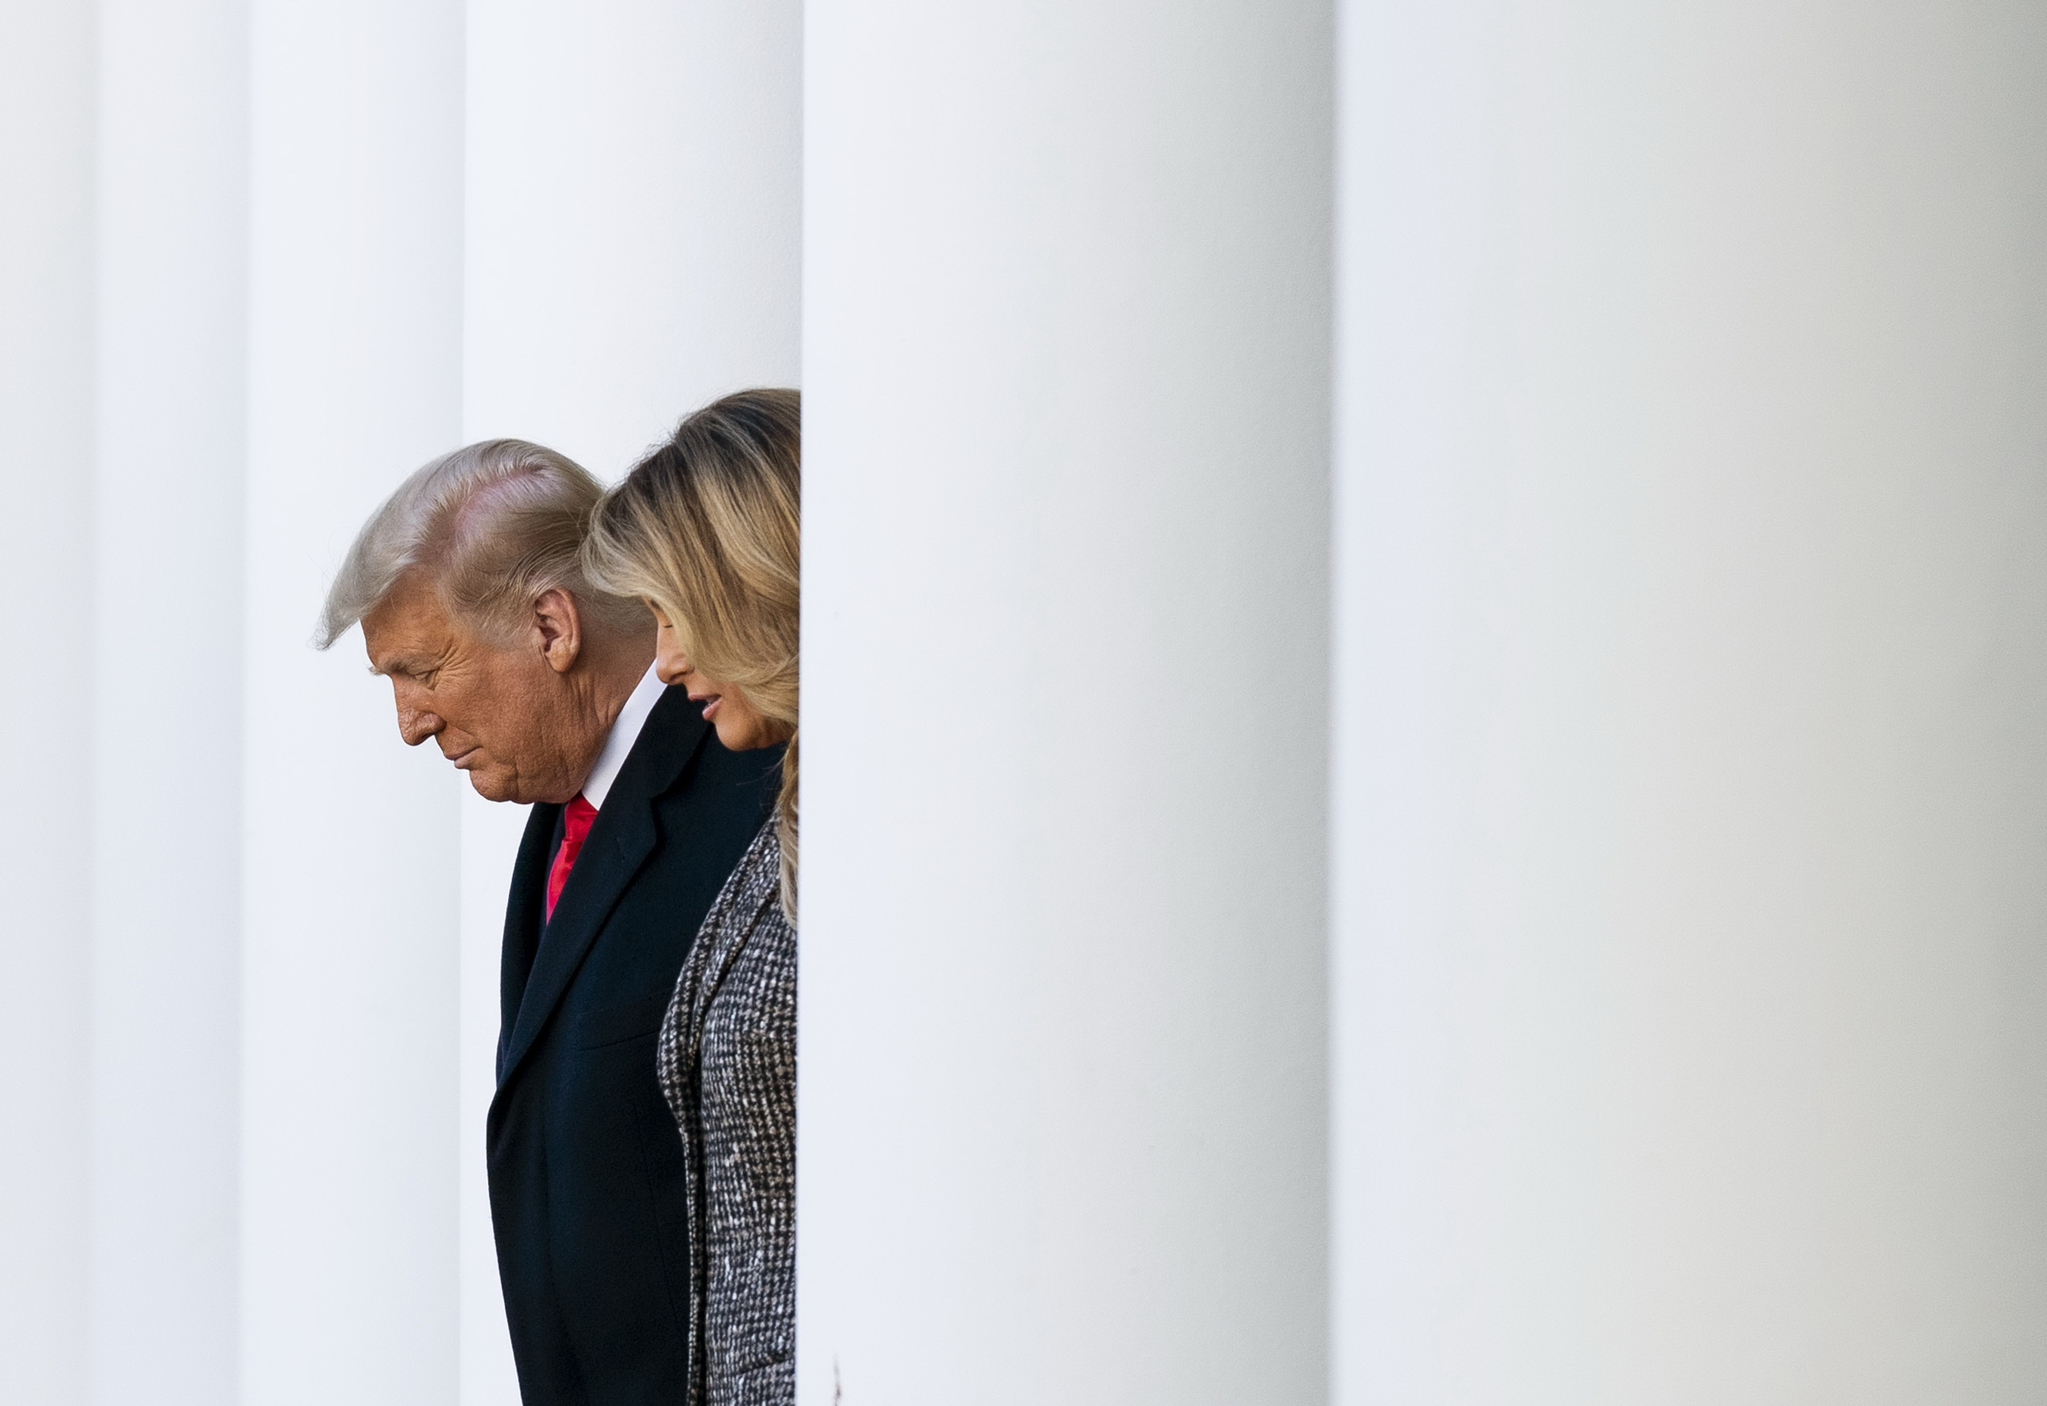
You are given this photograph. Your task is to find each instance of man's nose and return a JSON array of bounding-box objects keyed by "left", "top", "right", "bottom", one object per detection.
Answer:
[{"left": 397, "top": 704, "right": 444, "bottom": 748}]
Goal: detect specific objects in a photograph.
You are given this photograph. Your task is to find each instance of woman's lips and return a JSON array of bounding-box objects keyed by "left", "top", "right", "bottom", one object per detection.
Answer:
[{"left": 696, "top": 694, "right": 722, "bottom": 720}]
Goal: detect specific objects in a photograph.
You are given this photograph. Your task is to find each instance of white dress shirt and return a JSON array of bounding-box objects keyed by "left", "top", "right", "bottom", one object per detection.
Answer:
[{"left": 579, "top": 662, "right": 666, "bottom": 809}]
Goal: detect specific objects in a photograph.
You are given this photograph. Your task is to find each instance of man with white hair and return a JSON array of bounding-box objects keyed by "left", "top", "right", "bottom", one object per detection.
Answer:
[{"left": 319, "top": 439, "right": 780, "bottom": 1405}]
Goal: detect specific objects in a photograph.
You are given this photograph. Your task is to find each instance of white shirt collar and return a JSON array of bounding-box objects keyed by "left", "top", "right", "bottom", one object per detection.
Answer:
[{"left": 579, "top": 662, "right": 666, "bottom": 810}]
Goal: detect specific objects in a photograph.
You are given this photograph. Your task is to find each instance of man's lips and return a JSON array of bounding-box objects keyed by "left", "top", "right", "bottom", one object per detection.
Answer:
[{"left": 445, "top": 746, "right": 479, "bottom": 767}]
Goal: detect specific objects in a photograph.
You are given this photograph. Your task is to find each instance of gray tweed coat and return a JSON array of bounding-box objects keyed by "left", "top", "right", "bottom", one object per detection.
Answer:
[{"left": 657, "top": 820, "right": 796, "bottom": 1406}]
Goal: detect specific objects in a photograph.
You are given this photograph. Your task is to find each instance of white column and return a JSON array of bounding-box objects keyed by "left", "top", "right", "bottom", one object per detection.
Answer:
[
  {"left": 802, "top": 3, "right": 1332, "bottom": 1402},
  {"left": 1331, "top": 2, "right": 2047, "bottom": 1401},
  {"left": 0, "top": 0, "right": 95, "bottom": 1398},
  {"left": 89, "top": 1, "right": 245, "bottom": 1399},
  {"left": 463, "top": 0, "right": 801, "bottom": 465},
  {"left": 459, "top": 4, "right": 801, "bottom": 1397},
  {"left": 242, "top": 0, "right": 465, "bottom": 1400}
]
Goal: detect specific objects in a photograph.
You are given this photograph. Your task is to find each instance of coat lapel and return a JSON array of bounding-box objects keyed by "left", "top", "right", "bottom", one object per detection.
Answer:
[
  {"left": 497, "top": 801, "right": 561, "bottom": 1079},
  {"left": 496, "top": 685, "right": 708, "bottom": 1088}
]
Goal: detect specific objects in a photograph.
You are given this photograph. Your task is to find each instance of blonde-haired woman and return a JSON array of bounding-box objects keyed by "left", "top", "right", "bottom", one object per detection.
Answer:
[{"left": 583, "top": 387, "right": 799, "bottom": 1406}]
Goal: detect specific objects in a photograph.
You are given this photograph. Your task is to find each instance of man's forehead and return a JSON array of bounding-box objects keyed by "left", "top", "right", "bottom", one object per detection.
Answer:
[{"left": 361, "top": 579, "right": 456, "bottom": 671}]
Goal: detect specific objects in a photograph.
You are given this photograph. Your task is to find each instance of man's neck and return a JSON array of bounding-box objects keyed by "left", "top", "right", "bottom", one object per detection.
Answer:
[
  {"left": 565, "top": 637, "right": 659, "bottom": 806},
  {"left": 585, "top": 645, "right": 655, "bottom": 736}
]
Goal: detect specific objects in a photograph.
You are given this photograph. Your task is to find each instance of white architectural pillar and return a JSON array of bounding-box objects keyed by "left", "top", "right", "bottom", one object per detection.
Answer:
[
  {"left": 89, "top": 2, "right": 245, "bottom": 1399},
  {"left": 464, "top": 0, "right": 801, "bottom": 465},
  {"left": 0, "top": 1, "right": 95, "bottom": 1398},
  {"left": 242, "top": 1, "right": 464, "bottom": 1400},
  {"left": 802, "top": 4, "right": 1333, "bottom": 1402},
  {"left": 460, "top": 2, "right": 801, "bottom": 1398},
  {"left": 1331, "top": 2, "right": 2047, "bottom": 1401}
]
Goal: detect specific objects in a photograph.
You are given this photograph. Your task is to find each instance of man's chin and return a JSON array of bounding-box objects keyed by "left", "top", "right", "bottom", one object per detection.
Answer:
[{"left": 465, "top": 768, "right": 519, "bottom": 803}]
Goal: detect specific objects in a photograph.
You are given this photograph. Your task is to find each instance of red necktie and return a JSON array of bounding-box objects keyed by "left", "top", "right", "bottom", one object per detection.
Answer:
[{"left": 545, "top": 794, "right": 599, "bottom": 922}]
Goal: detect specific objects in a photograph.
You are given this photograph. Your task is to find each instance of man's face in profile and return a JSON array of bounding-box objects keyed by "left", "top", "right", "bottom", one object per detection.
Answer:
[{"left": 359, "top": 577, "right": 596, "bottom": 805}]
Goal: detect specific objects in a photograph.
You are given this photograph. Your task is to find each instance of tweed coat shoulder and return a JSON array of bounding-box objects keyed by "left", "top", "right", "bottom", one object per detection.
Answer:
[{"left": 657, "top": 819, "right": 796, "bottom": 1406}]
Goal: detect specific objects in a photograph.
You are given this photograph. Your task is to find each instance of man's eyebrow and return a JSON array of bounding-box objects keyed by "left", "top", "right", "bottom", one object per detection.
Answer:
[{"left": 370, "top": 655, "right": 424, "bottom": 678}]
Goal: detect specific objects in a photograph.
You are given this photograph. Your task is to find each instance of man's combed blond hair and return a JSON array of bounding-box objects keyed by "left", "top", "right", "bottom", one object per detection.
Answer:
[
  {"left": 317, "top": 438, "right": 646, "bottom": 650},
  {"left": 582, "top": 389, "right": 801, "bottom": 912}
]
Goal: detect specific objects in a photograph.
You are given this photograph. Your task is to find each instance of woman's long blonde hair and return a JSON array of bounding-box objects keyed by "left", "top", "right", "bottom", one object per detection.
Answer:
[{"left": 582, "top": 388, "right": 801, "bottom": 913}]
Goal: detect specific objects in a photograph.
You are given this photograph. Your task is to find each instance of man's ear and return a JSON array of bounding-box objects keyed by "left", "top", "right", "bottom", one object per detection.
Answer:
[{"left": 532, "top": 588, "right": 583, "bottom": 675}]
